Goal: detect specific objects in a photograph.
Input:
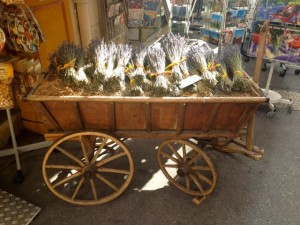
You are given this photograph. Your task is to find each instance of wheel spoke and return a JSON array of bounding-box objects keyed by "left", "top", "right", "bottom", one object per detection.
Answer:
[
  {"left": 159, "top": 151, "right": 180, "bottom": 164},
  {"left": 187, "top": 152, "right": 200, "bottom": 166},
  {"left": 90, "top": 179, "right": 98, "bottom": 201},
  {"left": 91, "top": 138, "right": 108, "bottom": 165},
  {"left": 80, "top": 136, "right": 90, "bottom": 164},
  {"left": 52, "top": 171, "right": 82, "bottom": 188},
  {"left": 97, "top": 167, "right": 130, "bottom": 175},
  {"left": 71, "top": 177, "right": 85, "bottom": 200},
  {"left": 46, "top": 165, "right": 81, "bottom": 170},
  {"left": 182, "top": 144, "right": 187, "bottom": 162},
  {"left": 95, "top": 152, "right": 126, "bottom": 167},
  {"left": 95, "top": 174, "right": 118, "bottom": 191},
  {"left": 173, "top": 174, "right": 179, "bottom": 181},
  {"left": 162, "top": 164, "right": 179, "bottom": 168},
  {"left": 167, "top": 143, "right": 183, "bottom": 162},
  {"left": 190, "top": 165, "right": 211, "bottom": 171},
  {"left": 195, "top": 172, "right": 212, "bottom": 186},
  {"left": 55, "top": 146, "right": 85, "bottom": 167},
  {"left": 189, "top": 174, "right": 204, "bottom": 194},
  {"left": 185, "top": 175, "right": 191, "bottom": 190}
]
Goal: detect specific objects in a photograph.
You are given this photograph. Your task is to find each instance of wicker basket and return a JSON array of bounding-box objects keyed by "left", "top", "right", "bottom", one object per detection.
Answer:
[{"left": 0, "top": 63, "right": 14, "bottom": 110}]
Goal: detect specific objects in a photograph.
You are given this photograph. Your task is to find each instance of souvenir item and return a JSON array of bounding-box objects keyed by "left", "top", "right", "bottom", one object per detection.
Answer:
[
  {"left": 0, "top": 4, "right": 43, "bottom": 53},
  {"left": 0, "top": 28, "right": 5, "bottom": 52}
]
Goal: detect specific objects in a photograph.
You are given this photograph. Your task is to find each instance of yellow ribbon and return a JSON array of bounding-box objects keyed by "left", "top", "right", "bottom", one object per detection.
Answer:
[
  {"left": 234, "top": 70, "right": 244, "bottom": 76},
  {"left": 222, "top": 72, "right": 228, "bottom": 79},
  {"left": 57, "top": 58, "right": 76, "bottom": 71},
  {"left": 149, "top": 71, "right": 172, "bottom": 78},
  {"left": 125, "top": 64, "right": 134, "bottom": 74},
  {"left": 208, "top": 62, "right": 220, "bottom": 71},
  {"left": 165, "top": 57, "right": 187, "bottom": 70}
]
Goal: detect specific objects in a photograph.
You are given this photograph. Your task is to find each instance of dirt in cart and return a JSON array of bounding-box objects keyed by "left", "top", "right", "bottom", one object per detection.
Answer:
[{"left": 33, "top": 74, "right": 258, "bottom": 98}]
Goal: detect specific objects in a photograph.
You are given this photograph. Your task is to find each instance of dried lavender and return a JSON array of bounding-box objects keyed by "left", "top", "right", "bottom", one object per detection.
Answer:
[
  {"left": 48, "top": 42, "right": 89, "bottom": 87},
  {"left": 128, "top": 46, "right": 150, "bottom": 96},
  {"left": 111, "top": 44, "right": 132, "bottom": 87},
  {"left": 161, "top": 33, "right": 186, "bottom": 83},
  {"left": 147, "top": 47, "right": 171, "bottom": 97},
  {"left": 103, "top": 43, "right": 119, "bottom": 93},
  {"left": 85, "top": 39, "right": 108, "bottom": 91},
  {"left": 186, "top": 45, "right": 216, "bottom": 95},
  {"left": 221, "top": 45, "right": 251, "bottom": 92},
  {"left": 215, "top": 61, "right": 233, "bottom": 93},
  {"left": 86, "top": 39, "right": 108, "bottom": 75}
]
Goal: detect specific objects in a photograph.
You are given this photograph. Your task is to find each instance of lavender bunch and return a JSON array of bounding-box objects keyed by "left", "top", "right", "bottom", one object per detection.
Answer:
[
  {"left": 48, "top": 42, "right": 89, "bottom": 87},
  {"left": 147, "top": 47, "right": 171, "bottom": 97},
  {"left": 215, "top": 61, "right": 233, "bottom": 93},
  {"left": 187, "top": 45, "right": 217, "bottom": 87},
  {"left": 221, "top": 45, "right": 251, "bottom": 92},
  {"left": 103, "top": 43, "right": 120, "bottom": 93},
  {"left": 128, "top": 46, "right": 150, "bottom": 96},
  {"left": 161, "top": 33, "right": 186, "bottom": 84},
  {"left": 86, "top": 39, "right": 108, "bottom": 75},
  {"left": 86, "top": 39, "right": 108, "bottom": 91}
]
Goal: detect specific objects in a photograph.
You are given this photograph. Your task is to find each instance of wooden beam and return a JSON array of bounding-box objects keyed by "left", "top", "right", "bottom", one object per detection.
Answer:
[{"left": 253, "top": 20, "right": 269, "bottom": 84}]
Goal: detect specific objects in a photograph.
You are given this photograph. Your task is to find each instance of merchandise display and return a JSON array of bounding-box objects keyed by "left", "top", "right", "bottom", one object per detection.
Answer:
[
  {"left": 0, "top": 3, "right": 44, "bottom": 53},
  {"left": 248, "top": 0, "right": 300, "bottom": 63},
  {"left": 128, "top": 0, "right": 161, "bottom": 28},
  {"left": 190, "top": 0, "right": 248, "bottom": 45},
  {"left": 35, "top": 33, "right": 257, "bottom": 98},
  {"left": 249, "top": 21, "right": 300, "bottom": 62}
]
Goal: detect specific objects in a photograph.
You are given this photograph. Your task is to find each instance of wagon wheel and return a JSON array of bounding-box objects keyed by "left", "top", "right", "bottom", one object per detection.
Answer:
[
  {"left": 157, "top": 139, "right": 217, "bottom": 196},
  {"left": 42, "top": 131, "right": 134, "bottom": 206}
]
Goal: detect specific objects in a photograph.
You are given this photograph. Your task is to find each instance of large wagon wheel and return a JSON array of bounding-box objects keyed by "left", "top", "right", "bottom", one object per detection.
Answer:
[
  {"left": 42, "top": 131, "right": 134, "bottom": 206},
  {"left": 157, "top": 139, "right": 217, "bottom": 197}
]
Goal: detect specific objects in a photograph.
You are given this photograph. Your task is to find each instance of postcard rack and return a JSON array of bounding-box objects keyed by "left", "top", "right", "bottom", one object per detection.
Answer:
[{"left": 246, "top": 0, "right": 300, "bottom": 116}]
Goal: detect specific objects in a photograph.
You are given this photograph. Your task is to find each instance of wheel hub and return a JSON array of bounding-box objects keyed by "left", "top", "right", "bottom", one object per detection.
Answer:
[
  {"left": 177, "top": 165, "right": 189, "bottom": 177},
  {"left": 83, "top": 165, "right": 96, "bottom": 178}
]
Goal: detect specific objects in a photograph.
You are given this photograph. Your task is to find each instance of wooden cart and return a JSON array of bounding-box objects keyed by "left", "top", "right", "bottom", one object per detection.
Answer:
[{"left": 25, "top": 81, "right": 268, "bottom": 206}]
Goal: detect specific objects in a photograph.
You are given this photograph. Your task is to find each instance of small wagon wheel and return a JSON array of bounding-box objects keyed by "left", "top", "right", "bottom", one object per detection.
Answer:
[
  {"left": 42, "top": 131, "right": 134, "bottom": 206},
  {"left": 157, "top": 139, "right": 217, "bottom": 196}
]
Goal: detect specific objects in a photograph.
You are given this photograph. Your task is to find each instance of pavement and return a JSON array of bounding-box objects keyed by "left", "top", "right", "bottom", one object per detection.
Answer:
[{"left": 0, "top": 59, "right": 299, "bottom": 225}]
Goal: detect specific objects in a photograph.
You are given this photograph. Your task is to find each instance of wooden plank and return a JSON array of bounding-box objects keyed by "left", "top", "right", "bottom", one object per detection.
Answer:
[
  {"left": 253, "top": 20, "right": 269, "bottom": 83},
  {"left": 204, "top": 104, "right": 220, "bottom": 132},
  {"left": 145, "top": 103, "right": 151, "bottom": 132},
  {"left": 30, "top": 102, "right": 61, "bottom": 131},
  {"left": 183, "top": 103, "right": 215, "bottom": 130},
  {"left": 176, "top": 103, "right": 186, "bottom": 135},
  {"left": 79, "top": 102, "right": 111, "bottom": 130},
  {"left": 151, "top": 103, "right": 179, "bottom": 130},
  {"left": 19, "top": 100, "right": 41, "bottom": 122},
  {"left": 110, "top": 102, "right": 115, "bottom": 132},
  {"left": 27, "top": 95, "right": 267, "bottom": 103},
  {"left": 115, "top": 102, "right": 147, "bottom": 130},
  {"left": 74, "top": 102, "right": 84, "bottom": 130},
  {"left": 22, "top": 120, "right": 48, "bottom": 135},
  {"left": 43, "top": 101, "right": 82, "bottom": 131}
]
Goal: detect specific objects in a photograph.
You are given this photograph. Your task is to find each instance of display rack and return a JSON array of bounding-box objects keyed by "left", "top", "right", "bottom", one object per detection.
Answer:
[
  {"left": 102, "top": 0, "right": 128, "bottom": 43},
  {"left": 246, "top": 0, "right": 300, "bottom": 116},
  {"left": 168, "top": 0, "right": 197, "bottom": 37}
]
